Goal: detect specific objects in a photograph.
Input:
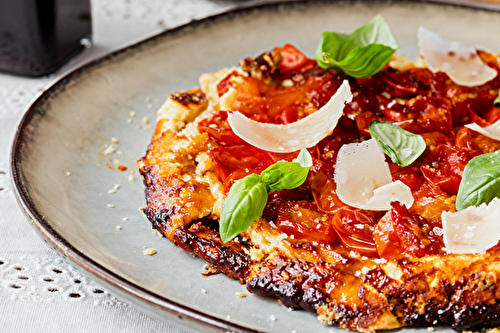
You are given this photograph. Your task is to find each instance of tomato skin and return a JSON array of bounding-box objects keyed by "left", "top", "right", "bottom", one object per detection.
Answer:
[
  {"left": 279, "top": 43, "right": 316, "bottom": 75},
  {"left": 389, "top": 164, "right": 425, "bottom": 191},
  {"left": 375, "top": 67, "right": 429, "bottom": 98},
  {"left": 420, "top": 144, "right": 473, "bottom": 195},
  {"left": 208, "top": 145, "right": 278, "bottom": 182},
  {"left": 310, "top": 171, "right": 346, "bottom": 214},
  {"left": 331, "top": 208, "right": 378, "bottom": 257},
  {"left": 456, "top": 127, "right": 500, "bottom": 156},
  {"left": 275, "top": 201, "right": 337, "bottom": 245},
  {"left": 198, "top": 110, "right": 245, "bottom": 146},
  {"left": 373, "top": 202, "right": 442, "bottom": 260},
  {"left": 217, "top": 70, "right": 239, "bottom": 97},
  {"left": 384, "top": 96, "right": 453, "bottom": 136}
]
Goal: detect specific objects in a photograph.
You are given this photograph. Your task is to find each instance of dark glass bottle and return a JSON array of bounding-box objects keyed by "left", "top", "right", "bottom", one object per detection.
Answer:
[{"left": 0, "top": 0, "right": 91, "bottom": 77}]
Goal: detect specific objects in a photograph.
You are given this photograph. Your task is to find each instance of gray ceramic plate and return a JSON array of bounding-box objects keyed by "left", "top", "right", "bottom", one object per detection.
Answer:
[{"left": 10, "top": 1, "right": 500, "bottom": 332}]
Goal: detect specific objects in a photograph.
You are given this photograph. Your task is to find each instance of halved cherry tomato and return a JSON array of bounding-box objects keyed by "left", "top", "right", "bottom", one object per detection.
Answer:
[
  {"left": 456, "top": 127, "right": 500, "bottom": 156},
  {"left": 310, "top": 171, "right": 346, "bottom": 214},
  {"left": 331, "top": 208, "right": 378, "bottom": 257},
  {"left": 279, "top": 43, "right": 316, "bottom": 75},
  {"left": 276, "top": 201, "right": 337, "bottom": 245},
  {"left": 208, "top": 145, "right": 277, "bottom": 182},
  {"left": 388, "top": 164, "right": 425, "bottom": 192},
  {"left": 420, "top": 144, "right": 472, "bottom": 195},
  {"left": 217, "top": 70, "right": 239, "bottom": 97},
  {"left": 198, "top": 110, "right": 245, "bottom": 146},
  {"left": 373, "top": 202, "right": 443, "bottom": 260},
  {"left": 375, "top": 67, "right": 429, "bottom": 98}
]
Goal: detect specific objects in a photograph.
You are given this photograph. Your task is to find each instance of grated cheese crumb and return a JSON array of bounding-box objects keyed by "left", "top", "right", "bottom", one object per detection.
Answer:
[
  {"left": 236, "top": 292, "right": 246, "bottom": 298},
  {"left": 143, "top": 248, "right": 156, "bottom": 256},
  {"left": 116, "top": 225, "right": 122, "bottom": 230},
  {"left": 108, "top": 189, "right": 116, "bottom": 194},
  {"left": 103, "top": 145, "right": 116, "bottom": 155},
  {"left": 130, "top": 111, "right": 136, "bottom": 117},
  {"left": 107, "top": 204, "right": 115, "bottom": 208},
  {"left": 111, "top": 137, "right": 119, "bottom": 143},
  {"left": 122, "top": 217, "right": 128, "bottom": 221}
]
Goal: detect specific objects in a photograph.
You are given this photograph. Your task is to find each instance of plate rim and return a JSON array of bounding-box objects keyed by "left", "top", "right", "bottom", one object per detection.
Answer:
[{"left": 8, "top": 0, "right": 500, "bottom": 332}]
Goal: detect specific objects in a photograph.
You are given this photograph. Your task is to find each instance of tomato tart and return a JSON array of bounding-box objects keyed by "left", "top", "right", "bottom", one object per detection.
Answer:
[{"left": 138, "top": 16, "right": 500, "bottom": 332}]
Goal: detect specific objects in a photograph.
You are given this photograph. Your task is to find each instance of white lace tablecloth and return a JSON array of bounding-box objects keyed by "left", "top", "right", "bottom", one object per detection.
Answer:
[{"left": 0, "top": 1, "right": 242, "bottom": 332}]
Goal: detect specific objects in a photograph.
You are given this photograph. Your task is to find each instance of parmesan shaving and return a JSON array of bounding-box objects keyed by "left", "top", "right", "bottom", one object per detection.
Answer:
[
  {"left": 227, "top": 80, "right": 352, "bottom": 153},
  {"left": 442, "top": 197, "right": 500, "bottom": 254},
  {"left": 334, "top": 138, "right": 414, "bottom": 210},
  {"left": 417, "top": 26, "right": 497, "bottom": 87},
  {"left": 465, "top": 119, "right": 500, "bottom": 141}
]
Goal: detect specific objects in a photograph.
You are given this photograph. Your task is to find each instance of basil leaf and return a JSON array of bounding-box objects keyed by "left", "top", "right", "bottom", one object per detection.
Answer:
[
  {"left": 294, "top": 147, "right": 313, "bottom": 168},
  {"left": 261, "top": 162, "right": 309, "bottom": 193},
  {"left": 315, "top": 14, "right": 398, "bottom": 78},
  {"left": 261, "top": 148, "right": 312, "bottom": 192},
  {"left": 456, "top": 150, "right": 500, "bottom": 211},
  {"left": 494, "top": 89, "right": 500, "bottom": 108},
  {"left": 369, "top": 120, "right": 426, "bottom": 167},
  {"left": 219, "top": 148, "right": 312, "bottom": 243},
  {"left": 219, "top": 174, "right": 269, "bottom": 243}
]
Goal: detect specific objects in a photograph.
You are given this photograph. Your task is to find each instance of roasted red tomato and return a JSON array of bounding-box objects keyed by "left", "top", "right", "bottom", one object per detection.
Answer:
[
  {"left": 375, "top": 67, "right": 429, "bottom": 98},
  {"left": 420, "top": 144, "right": 472, "bottom": 195},
  {"left": 456, "top": 127, "right": 500, "bottom": 156},
  {"left": 217, "top": 70, "right": 239, "bottom": 97},
  {"left": 388, "top": 164, "right": 425, "bottom": 191},
  {"left": 208, "top": 145, "right": 277, "bottom": 181},
  {"left": 310, "top": 171, "right": 346, "bottom": 214},
  {"left": 198, "top": 110, "right": 245, "bottom": 146},
  {"left": 331, "top": 208, "right": 378, "bottom": 257},
  {"left": 276, "top": 201, "right": 337, "bottom": 245},
  {"left": 279, "top": 43, "right": 316, "bottom": 75},
  {"left": 373, "top": 202, "right": 443, "bottom": 260}
]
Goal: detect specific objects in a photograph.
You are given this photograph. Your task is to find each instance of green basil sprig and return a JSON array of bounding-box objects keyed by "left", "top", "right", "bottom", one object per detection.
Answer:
[
  {"left": 219, "top": 148, "right": 312, "bottom": 243},
  {"left": 315, "top": 14, "right": 398, "bottom": 78},
  {"left": 369, "top": 120, "right": 426, "bottom": 167},
  {"left": 456, "top": 150, "right": 500, "bottom": 211},
  {"left": 494, "top": 89, "right": 500, "bottom": 108}
]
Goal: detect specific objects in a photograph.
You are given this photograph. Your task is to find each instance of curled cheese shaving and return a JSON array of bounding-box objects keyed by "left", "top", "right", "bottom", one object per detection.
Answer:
[
  {"left": 227, "top": 80, "right": 352, "bottom": 153},
  {"left": 442, "top": 197, "right": 500, "bottom": 254},
  {"left": 417, "top": 26, "right": 497, "bottom": 87},
  {"left": 334, "top": 138, "right": 414, "bottom": 211},
  {"left": 465, "top": 119, "right": 500, "bottom": 141}
]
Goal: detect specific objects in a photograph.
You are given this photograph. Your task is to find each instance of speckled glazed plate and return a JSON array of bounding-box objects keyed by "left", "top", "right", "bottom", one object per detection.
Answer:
[{"left": 10, "top": 1, "right": 500, "bottom": 332}]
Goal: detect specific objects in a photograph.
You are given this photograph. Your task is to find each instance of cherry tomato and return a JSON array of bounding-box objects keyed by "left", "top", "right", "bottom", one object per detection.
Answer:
[
  {"left": 375, "top": 67, "right": 429, "bottom": 98},
  {"left": 331, "top": 208, "right": 378, "bottom": 257},
  {"left": 275, "top": 105, "right": 299, "bottom": 124},
  {"left": 208, "top": 145, "right": 277, "bottom": 182},
  {"left": 266, "top": 86, "right": 302, "bottom": 121},
  {"left": 310, "top": 171, "right": 346, "bottom": 214},
  {"left": 198, "top": 110, "right": 245, "bottom": 146},
  {"left": 373, "top": 202, "right": 443, "bottom": 260},
  {"left": 232, "top": 76, "right": 270, "bottom": 117},
  {"left": 217, "top": 70, "right": 239, "bottom": 97},
  {"left": 456, "top": 127, "right": 500, "bottom": 156},
  {"left": 420, "top": 144, "right": 472, "bottom": 195},
  {"left": 388, "top": 164, "right": 425, "bottom": 191},
  {"left": 279, "top": 43, "right": 316, "bottom": 75},
  {"left": 275, "top": 201, "right": 337, "bottom": 245}
]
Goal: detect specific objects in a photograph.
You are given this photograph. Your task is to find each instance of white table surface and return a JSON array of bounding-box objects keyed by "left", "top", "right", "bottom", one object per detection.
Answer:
[{"left": 0, "top": 1, "right": 246, "bottom": 332}]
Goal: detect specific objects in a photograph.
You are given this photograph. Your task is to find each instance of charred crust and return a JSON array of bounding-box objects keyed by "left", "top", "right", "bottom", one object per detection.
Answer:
[
  {"left": 170, "top": 90, "right": 207, "bottom": 107},
  {"left": 363, "top": 259, "right": 500, "bottom": 331},
  {"left": 173, "top": 224, "right": 250, "bottom": 279},
  {"left": 246, "top": 256, "right": 328, "bottom": 312}
]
